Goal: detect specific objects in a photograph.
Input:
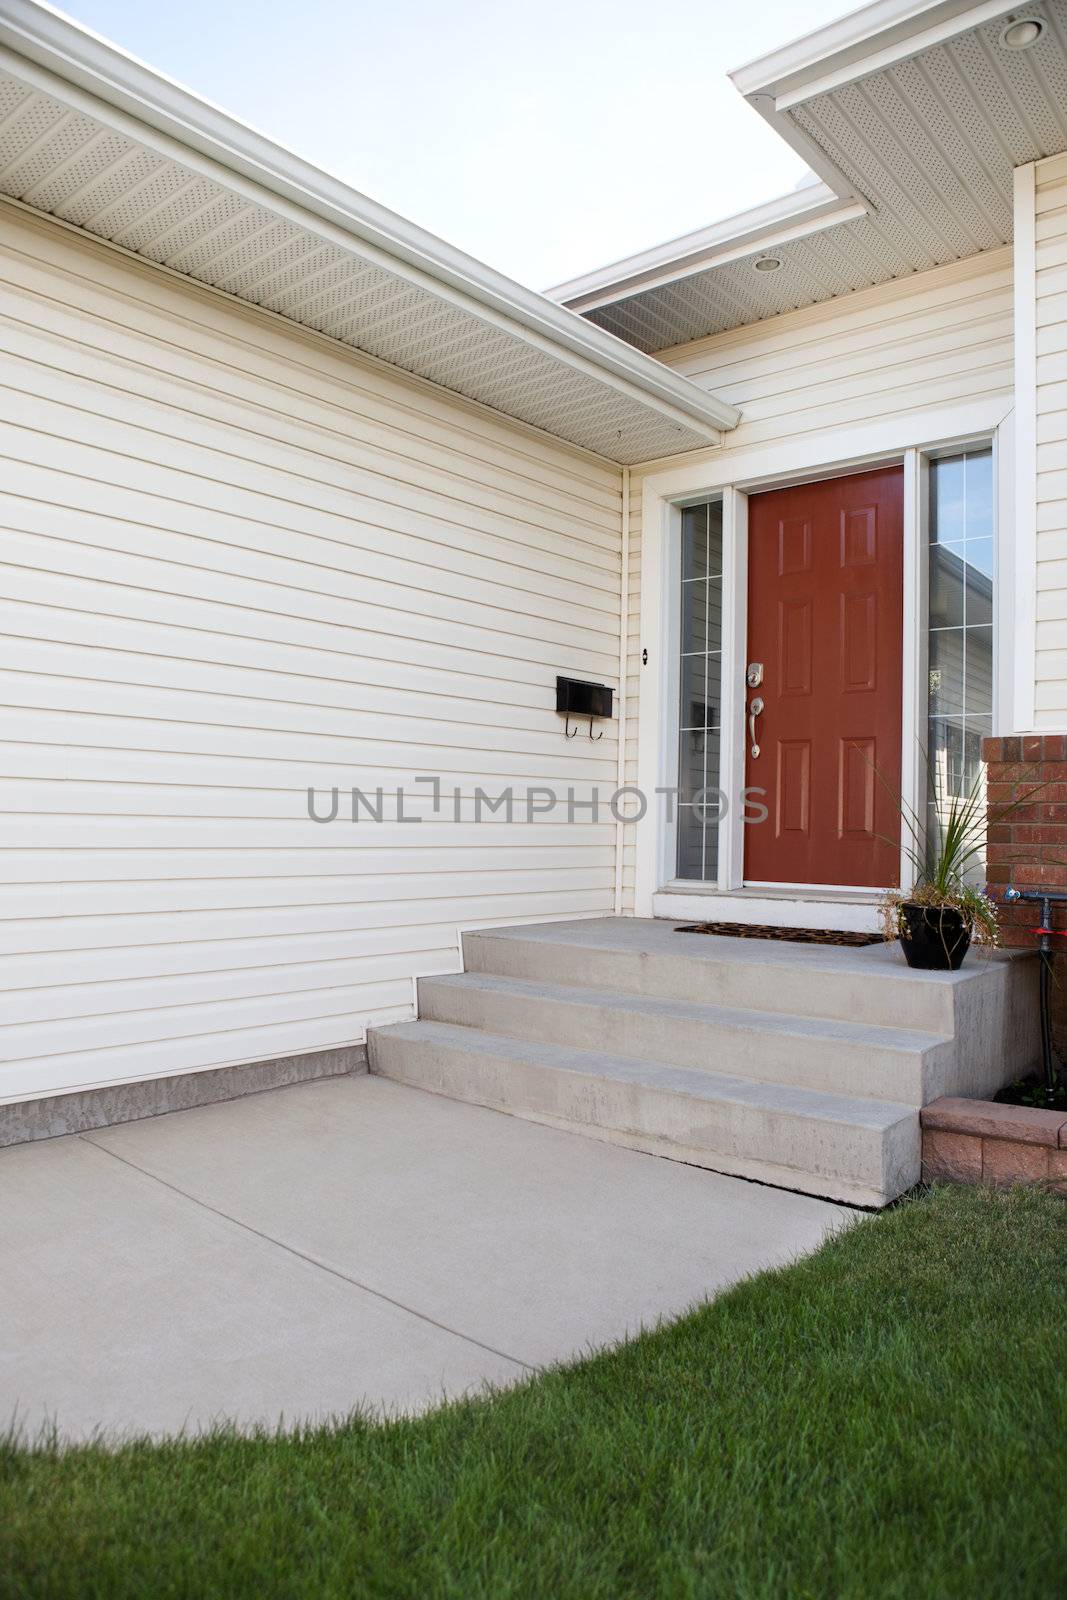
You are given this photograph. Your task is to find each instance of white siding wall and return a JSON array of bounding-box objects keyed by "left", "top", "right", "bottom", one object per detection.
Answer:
[
  {"left": 652, "top": 249, "right": 1013, "bottom": 451},
  {"left": 619, "top": 249, "right": 1014, "bottom": 903},
  {"left": 1035, "top": 153, "right": 1067, "bottom": 724},
  {"left": 0, "top": 204, "right": 624, "bottom": 1105}
]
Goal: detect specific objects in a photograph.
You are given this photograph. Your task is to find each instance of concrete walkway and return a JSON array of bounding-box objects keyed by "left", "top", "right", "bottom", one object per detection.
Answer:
[{"left": 1, "top": 1075, "right": 850, "bottom": 1444}]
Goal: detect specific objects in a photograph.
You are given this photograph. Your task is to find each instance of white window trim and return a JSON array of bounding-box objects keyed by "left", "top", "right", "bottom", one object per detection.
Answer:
[
  {"left": 1012, "top": 161, "right": 1038, "bottom": 735},
  {"left": 634, "top": 402, "right": 1014, "bottom": 918}
]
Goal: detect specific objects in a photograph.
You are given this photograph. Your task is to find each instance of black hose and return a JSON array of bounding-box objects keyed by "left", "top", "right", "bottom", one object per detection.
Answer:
[
  {"left": 1039, "top": 945, "right": 1056, "bottom": 1104},
  {"left": 1003, "top": 885, "right": 1064, "bottom": 1105}
]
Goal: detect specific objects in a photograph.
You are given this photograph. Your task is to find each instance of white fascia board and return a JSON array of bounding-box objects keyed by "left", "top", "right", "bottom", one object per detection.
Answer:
[
  {"left": 548, "top": 184, "right": 840, "bottom": 300},
  {"left": 730, "top": 0, "right": 1015, "bottom": 105},
  {"left": 729, "top": 0, "right": 1020, "bottom": 215},
  {"left": 550, "top": 191, "right": 868, "bottom": 314},
  {"left": 0, "top": 0, "right": 740, "bottom": 436},
  {"left": 548, "top": 0, "right": 1012, "bottom": 317}
]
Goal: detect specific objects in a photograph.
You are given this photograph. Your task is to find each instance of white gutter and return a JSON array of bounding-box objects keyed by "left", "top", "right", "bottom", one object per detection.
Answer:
[
  {"left": 728, "top": 0, "right": 1020, "bottom": 224},
  {"left": 550, "top": 187, "right": 867, "bottom": 313},
  {"left": 729, "top": 0, "right": 1014, "bottom": 101},
  {"left": 0, "top": 0, "right": 741, "bottom": 436},
  {"left": 551, "top": 0, "right": 1023, "bottom": 324}
]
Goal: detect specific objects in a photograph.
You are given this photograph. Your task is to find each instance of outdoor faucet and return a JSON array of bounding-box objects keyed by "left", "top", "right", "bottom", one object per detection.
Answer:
[{"left": 1002, "top": 885, "right": 1067, "bottom": 1104}]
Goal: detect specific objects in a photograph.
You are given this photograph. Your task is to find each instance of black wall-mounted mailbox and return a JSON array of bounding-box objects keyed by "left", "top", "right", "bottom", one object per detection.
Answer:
[{"left": 556, "top": 676, "right": 613, "bottom": 720}]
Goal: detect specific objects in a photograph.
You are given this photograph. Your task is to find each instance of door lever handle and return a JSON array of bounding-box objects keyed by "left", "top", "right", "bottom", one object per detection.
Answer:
[{"left": 748, "top": 696, "right": 764, "bottom": 759}]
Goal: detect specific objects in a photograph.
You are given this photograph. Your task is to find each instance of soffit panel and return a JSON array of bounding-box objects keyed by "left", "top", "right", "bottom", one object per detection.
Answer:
[
  {"left": 0, "top": 68, "right": 719, "bottom": 462},
  {"left": 575, "top": 0, "right": 1067, "bottom": 354}
]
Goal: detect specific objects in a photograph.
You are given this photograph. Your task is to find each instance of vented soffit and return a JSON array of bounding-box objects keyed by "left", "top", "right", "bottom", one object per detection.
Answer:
[
  {"left": 0, "top": 0, "right": 740, "bottom": 464},
  {"left": 552, "top": 0, "right": 1067, "bottom": 354}
]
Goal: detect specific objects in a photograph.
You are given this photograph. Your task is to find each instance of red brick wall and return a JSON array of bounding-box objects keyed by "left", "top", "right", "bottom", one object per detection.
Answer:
[{"left": 983, "top": 734, "right": 1067, "bottom": 1054}]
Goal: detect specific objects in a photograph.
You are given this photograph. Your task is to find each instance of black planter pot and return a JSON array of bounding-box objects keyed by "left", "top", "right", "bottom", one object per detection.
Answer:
[{"left": 899, "top": 902, "right": 972, "bottom": 970}]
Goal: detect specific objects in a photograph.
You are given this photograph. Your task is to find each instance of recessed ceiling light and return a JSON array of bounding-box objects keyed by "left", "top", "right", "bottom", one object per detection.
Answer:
[
  {"left": 753, "top": 255, "right": 782, "bottom": 273},
  {"left": 999, "top": 16, "right": 1044, "bottom": 49}
]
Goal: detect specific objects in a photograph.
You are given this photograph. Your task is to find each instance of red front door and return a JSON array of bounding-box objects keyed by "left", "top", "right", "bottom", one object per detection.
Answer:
[{"left": 743, "top": 467, "right": 903, "bottom": 888}]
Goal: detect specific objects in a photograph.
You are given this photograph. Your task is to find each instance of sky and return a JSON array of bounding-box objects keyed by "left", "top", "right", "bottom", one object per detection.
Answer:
[{"left": 51, "top": 0, "right": 851, "bottom": 291}]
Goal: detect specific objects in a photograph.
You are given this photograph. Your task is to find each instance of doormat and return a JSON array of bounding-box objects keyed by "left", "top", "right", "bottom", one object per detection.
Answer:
[{"left": 675, "top": 921, "right": 888, "bottom": 948}]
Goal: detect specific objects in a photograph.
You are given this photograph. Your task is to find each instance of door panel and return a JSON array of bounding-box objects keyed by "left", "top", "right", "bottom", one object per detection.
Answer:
[{"left": 744, "top": 467, "right": 903, "bottom": 888}]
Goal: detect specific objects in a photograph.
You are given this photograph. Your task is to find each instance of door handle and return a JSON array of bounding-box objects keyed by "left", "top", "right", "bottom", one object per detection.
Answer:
[{"left": 748, "top": 696, "right": 764, "bottom": 759}]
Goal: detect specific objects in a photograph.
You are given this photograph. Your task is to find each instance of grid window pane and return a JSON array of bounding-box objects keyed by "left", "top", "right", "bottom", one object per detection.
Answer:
[
  {"left": 706, "top": 507, "right": 724, "bottom": 578},
  {"left": 927, "top": 449, "right": 994, "bottom": 878},
  {"left": 930, "top": 455, "right": 965, "bottom": 546},
  {"left": 677, "top": 500, "right": 723, "bottom": 880},
  {"left": 679, "top": 652, "right": 708, "bottom": 731},
  {"left": 707, "top": 579, "right": 723, "bottom": 653},
  {"left": 705, "top": 660, "right": 722, "bottom": 736},
  {"left": 676, "top": 806, "right": 705, "bottom": 879},
  {"left": 678, "top": 729, "right": 706, "bottom": 807},
  {"left": 681, "top": 580, "right": 707, "bottom": 656},
  {"left": 682, "top": 503, "right": 710, "bottom": 580},
  {"left": 929, "top": 545, "right": 965, "bottom": 629},
  {"left": 928, "top": 628, "right": 965, "bottom": 716},
  {"left": 963, "top": 452, "right": 993, "bottom": 539},
  {"left": 965, "top": 548, "right": 994, "bottom": 625},
  {"left": 964, "top": 626, "right": 993, "bottom": 717}
]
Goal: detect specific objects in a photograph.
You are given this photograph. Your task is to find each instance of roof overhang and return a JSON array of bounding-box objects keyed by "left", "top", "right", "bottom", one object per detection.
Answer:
[
  {"left": 554, "top": 0, "right": 1067, "bottom": 353},
  {"left": 0, "top": 0, "right": 740, "bottom": 462},
  {"left": 731, "top": 0, "right": 1012, "bottom": 105},
  {"left": 550, "top": 183, "right": 868, "bottom": 313}
]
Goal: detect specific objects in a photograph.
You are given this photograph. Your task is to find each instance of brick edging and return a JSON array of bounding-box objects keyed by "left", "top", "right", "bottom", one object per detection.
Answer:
[{"left": 920, "top": 1096, "right": 1067, "bottom": 1191}]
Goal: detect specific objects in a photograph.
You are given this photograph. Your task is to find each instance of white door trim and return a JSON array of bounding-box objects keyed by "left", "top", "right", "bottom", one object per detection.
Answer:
[
  {"left": 900, "top": 447, "right": 925, "bottom": 894},
  {"left": 633, "top": 401, "right": 1014, "bottom": 918}
]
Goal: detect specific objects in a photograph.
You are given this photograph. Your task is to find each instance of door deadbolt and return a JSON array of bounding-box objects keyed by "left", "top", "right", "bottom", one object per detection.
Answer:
[{"left": 746, "top": 662, "right": 764, "bottom": 688}]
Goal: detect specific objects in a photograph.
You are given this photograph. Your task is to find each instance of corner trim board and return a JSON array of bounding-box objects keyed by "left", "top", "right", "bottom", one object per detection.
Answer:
[{"left": 1012, "top": 162, "right": 1038, "bottom": 734}]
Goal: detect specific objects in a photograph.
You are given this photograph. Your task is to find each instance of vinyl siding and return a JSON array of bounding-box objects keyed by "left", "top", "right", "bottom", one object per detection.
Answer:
[
  {"left": 0, "top": 203, "right": 623, "bottom": 1105},
  {"left": 1035, "top": 153, "right": 1067, "bottom": 724},
  {"left": 651, "top": 248, "right": 1013, "bottom": 448},
  {"left": 618, "top": 250, "right": 1014, "bottom": 904}
]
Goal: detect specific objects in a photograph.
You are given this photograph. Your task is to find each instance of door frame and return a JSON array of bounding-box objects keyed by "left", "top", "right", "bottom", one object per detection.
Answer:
[
  {"left": 740, "top": 465, "right": 908, "bottom": 893},
  {"left": 632, "top": 401, "right": 1015, "bottom": 918}
]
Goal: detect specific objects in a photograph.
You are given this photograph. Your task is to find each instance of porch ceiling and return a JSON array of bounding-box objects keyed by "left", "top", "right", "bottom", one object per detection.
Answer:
[
  {"left": 555, "top": 0, "right": 1067, "bottom": 353},
  {"left": 0, "top": 3, "right": 739, "bottom": 465}
]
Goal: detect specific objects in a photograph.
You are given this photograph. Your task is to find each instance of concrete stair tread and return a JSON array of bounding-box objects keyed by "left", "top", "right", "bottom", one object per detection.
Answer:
[
  {"left": 460, "top": 920, "right": 990, "bottom": 1033},
  {"left": 369, "top": 918, "right": 1037, "bottom": 1206},
  {"left": 466, "top": 918, "right": 997, "bottom": 985},
  {"left": 378, "top": 1019, "right": 914, "bottom": 1132},
  {"left": 420, "top": 971, "right": 949, "bottom": 1053}
]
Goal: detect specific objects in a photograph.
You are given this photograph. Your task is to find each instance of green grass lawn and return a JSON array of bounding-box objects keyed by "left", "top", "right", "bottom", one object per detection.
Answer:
[{"left": 3, "top": 1184, "right": 1065, "bottom": 1600}]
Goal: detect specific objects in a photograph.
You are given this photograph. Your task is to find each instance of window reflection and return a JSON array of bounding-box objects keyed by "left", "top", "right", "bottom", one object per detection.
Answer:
[
  {"left": 677, "top": 501, "right": 724, "bottom": 880},
  {"left": 927, "top": 450, "right": 993, "bottom": 873}
]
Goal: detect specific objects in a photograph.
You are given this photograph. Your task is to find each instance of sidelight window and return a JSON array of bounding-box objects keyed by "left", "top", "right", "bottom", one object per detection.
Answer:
[
  {"left": 926, "top": 448, "right": 994, "bottom": 868},
  {"left": 677, "top": 500, "right": 724, "bottom": 880}
]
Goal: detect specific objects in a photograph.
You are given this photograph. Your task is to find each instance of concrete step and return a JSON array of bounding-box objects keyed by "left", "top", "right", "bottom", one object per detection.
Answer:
[
  {"left": 368, "top": 919, "right": 1037, "bottom": 1209},
  {"left": 462, "top": 920, "right": 974, "bottom": 1032},
  {"left": 367, "top": 1020, "right": 918, "bottom": 1208},
  {"left": 416, "top": 971, "right": 953, "bottom": 1106}
]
